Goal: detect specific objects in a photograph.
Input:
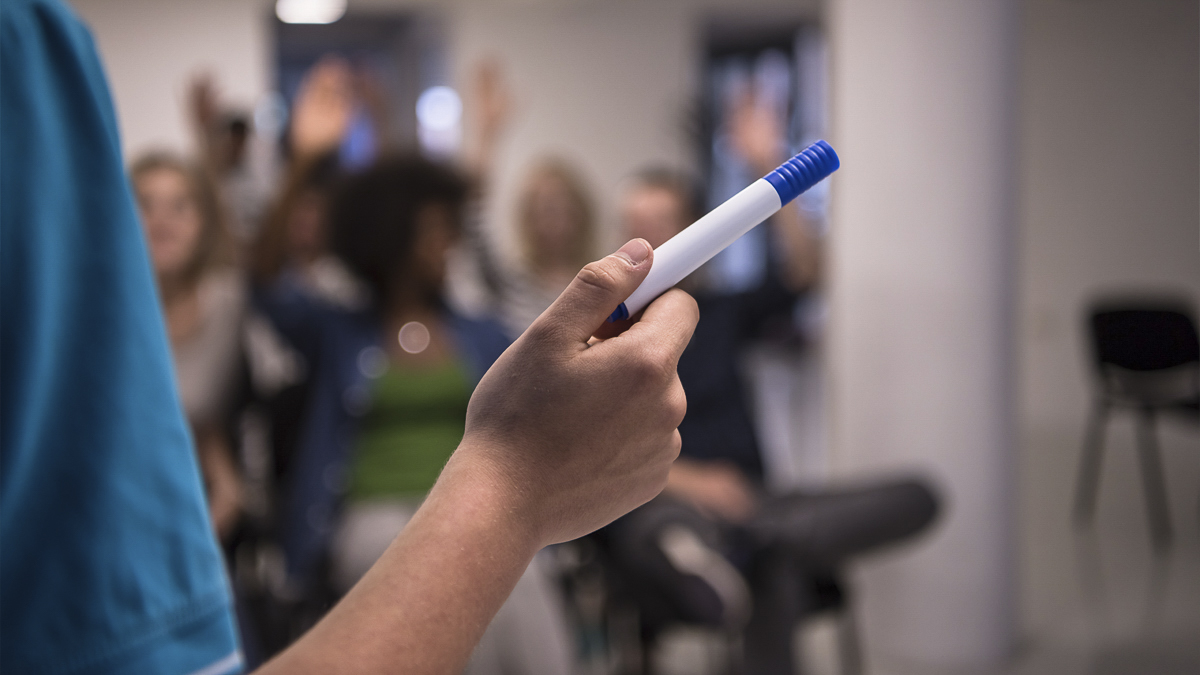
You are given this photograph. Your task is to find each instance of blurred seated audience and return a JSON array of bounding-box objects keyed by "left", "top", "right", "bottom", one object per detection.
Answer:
[
  {"left": 598, "top": 94, "right": 940, "bottom": 675},
  {"left": 279, "top": 155, "right": 573, "bottom": 674},
  {"left": 131, "top": 152, "right": 246, "bottom": 543}
]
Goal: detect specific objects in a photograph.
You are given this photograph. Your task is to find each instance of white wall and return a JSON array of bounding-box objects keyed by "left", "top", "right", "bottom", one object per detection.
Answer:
[
  {"left": 828, "top": 0, "right": 1019, "bottom": 668},
  {"left": 70, "top": 0, "right": 272, "bottom": 160},
  {"left": 446, "top": 0, "right": 697, "bottom": 256},
  {"left": 1018, "top": 0, "right": 1200, "bottom": 438}
]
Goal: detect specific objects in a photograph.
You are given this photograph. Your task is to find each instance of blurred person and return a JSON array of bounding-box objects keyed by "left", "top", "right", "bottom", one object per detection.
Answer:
[
  {"left": 647, "top": 91, "right": 821, "bottom": 522},
  {"left": 131, "top": 152, "right": 246, "bottom": 543},
  {"left": 251, "top": 150, "right": 363, "bottom": 313},
  {"left": 600, "top": 94, "right": 940, "bottom": 675},
  {"left": 248, "top": 56, "right": 391, "bottom": 316},
  {"left": 280, "top": 155, "right": 574, "bottom": 674},
  {"left": 133, "top": 153, "right": 308, "bottom": 667},
  {"left": 462, "top": 62, "right": 599, "bottom": 338},
  {"left": 234, "top": 63, "right": 393, "bottom": 656},
  {"left": 1, "top": 3, "right": 697, "bottom": 675},
  {"left": 244, "top": 63, "right": 373, "bottom": 516},
  {"left": 506, "top": 158, "right": 598, "bottom": 332}
]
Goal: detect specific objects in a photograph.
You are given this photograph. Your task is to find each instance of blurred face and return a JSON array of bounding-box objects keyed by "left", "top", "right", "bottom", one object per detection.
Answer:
[
  {"left": 135, "top": 167, "right": 203, "bottom": 278},
  {"left": 621, "top": 185, "right": 687, "bottom": 249},
  {"left": 526, "top": 173, "right": 582, "bottom": 262},
  {"left": 410, "top": 203, "right": 460, "bottom": 291}
]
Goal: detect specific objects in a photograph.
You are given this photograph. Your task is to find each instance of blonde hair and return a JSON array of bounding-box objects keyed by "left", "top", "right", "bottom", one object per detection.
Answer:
[
  {"left": 516, "top": 158, "right": 596, "bottom": 273},
  {"left": 129, "top": 152, "right": 231, "bottom": 285}
]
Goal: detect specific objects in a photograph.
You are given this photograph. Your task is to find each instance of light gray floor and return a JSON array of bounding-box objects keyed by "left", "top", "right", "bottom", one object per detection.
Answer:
[{"left": 858, "top": 412, "right": 1200, "bottom": 675}]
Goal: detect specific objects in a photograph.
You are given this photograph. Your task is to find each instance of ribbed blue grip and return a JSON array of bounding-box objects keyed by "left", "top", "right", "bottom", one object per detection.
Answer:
[{"left": 763, "top": 140, "right": 839, "bottom": 206}]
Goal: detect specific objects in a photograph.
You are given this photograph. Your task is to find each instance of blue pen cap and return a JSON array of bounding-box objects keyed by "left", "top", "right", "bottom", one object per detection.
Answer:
[{"left": 763, "top": 140, "right": 840, "bottom": 206}]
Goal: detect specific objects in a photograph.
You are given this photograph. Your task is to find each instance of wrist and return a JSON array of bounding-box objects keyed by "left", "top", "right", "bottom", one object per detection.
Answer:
[{"left": 429, "top": 440, "right": 544, "bottom": 554}]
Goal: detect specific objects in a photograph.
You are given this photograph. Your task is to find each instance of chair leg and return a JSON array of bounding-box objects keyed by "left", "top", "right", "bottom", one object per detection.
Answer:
[
  {"left": 836, "top": 607, "right": 864, "bottom": 675},
  {"left": 1135, "top": 408, "right": 1173, "bottom": 551},
  {"left": 1073, "top": 401, "right": 1109, "bottom": 526}
]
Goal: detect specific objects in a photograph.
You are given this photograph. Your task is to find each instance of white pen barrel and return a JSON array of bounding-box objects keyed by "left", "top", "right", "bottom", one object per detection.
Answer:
[{"left": 622, "top": 179, "right": 782, "bottom": 317}]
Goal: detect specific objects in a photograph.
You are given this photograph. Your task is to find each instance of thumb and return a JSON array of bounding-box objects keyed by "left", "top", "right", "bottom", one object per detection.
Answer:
[{"left": 531, "top": 239, "right": 653, "bottom": 345}]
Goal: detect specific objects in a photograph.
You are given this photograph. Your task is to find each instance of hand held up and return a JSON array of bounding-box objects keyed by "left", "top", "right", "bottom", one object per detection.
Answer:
[{"left": 449, "top": 238, "right": 699, "bottom": 547}]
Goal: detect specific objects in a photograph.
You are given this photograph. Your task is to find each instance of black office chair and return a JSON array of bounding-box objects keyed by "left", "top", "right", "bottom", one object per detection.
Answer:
[{"left": 1074, "top": 298, "right": 1200, "bottom": 550}]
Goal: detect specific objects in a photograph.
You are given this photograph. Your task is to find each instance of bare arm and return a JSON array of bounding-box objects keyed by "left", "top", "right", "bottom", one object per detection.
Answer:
[
  {"left": 257, "top": 238, "right": 698, "bottom": 674},
  {"left": 194, "top": 427, "right": 243, "bottom": 542},
  {"left": 463, "top": 59, "right": 511, "bottom": 195},
  {"left": 288, "top": 57, "right": 354, "bottom": 163},
  {"left": 728, "top": 92, "right": 821, "bottom": 291}
]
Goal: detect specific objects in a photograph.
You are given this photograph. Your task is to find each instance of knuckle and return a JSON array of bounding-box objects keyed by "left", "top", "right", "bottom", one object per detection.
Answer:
[
  {"left": 667, "top": 385, "right": 687, "bottom": 426},
  {"left": 628, "top": 347, "right": 674, "bottom": 390},
  {"left": 575, "top": 261, "right": 620, "bottom": 295},
  {"left": 642, "top": 461, "right": 673, "bottom": 503},
  {"left": 523, "top": 317, "right": 566, "bottom": 347},
  {"left": 663, "top": 288, "right": 700, "bottom": 325},
  {"left": 678, "top": 290, "right": 701, "bottom": 321}
]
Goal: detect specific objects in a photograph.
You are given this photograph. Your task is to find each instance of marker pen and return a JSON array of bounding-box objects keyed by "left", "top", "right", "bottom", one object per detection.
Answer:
[{"left": 609, "top": 139, "right": 839, "bottom": 322}]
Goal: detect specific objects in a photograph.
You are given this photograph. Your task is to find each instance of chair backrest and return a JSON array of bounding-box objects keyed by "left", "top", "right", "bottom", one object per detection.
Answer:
[{"left": 1088, "top": 302, "right": 1200, "bottom": 372}]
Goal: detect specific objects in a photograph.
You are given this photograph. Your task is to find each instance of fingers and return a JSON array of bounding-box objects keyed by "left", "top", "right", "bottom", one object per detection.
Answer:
[
  {"left": 622, "top": 288, "right": 699, "bottom": 364},
  {"left": 530, "top": 240, "right": 653, "bottom": 345}
]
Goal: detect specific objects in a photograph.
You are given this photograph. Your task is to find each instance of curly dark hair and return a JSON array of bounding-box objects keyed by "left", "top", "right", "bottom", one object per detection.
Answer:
[{"left": 329, "top": 154, "right": 468, "bottom": 312}]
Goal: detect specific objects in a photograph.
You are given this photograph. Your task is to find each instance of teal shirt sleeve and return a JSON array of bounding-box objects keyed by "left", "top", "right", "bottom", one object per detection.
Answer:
[{"left": 0, "top": 1, "right": 241, "bottom": 673}]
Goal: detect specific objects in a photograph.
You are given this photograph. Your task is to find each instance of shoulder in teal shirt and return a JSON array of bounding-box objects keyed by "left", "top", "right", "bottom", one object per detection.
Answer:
[{"left": 0, "top": 0, "right": 241, "bottom": 672}]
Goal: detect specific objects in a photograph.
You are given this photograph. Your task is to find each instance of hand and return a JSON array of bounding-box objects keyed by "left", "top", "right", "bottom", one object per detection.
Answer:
[
  {"left": 464, "top": 59, "right": 512, "bottom": 185},
  {"left": 666, "top": 460, "right": 758, "bottom": 523},
  {"left": 187, "top": 73, "right": 220, "bottom": 140},
  {"left": 257, "top": 241, "right": 698, "bottom": 675},
  {"left": 196, "top": 428, "right": 243, "bottom": 541},
  {"left": 728, "top": 88, "right": 821, "bottom": 290},
  {"left": 451, "top": 238, "right": 699, "bottom": 547},
  {"left": 728, "top": 88, "right": 786, "bottom": 175},
  {"left": 472, "top": 59, "right": 511, "bottom": 147},
  {"left": 289, "top": 56, "right": 354, "bottom": 158}
]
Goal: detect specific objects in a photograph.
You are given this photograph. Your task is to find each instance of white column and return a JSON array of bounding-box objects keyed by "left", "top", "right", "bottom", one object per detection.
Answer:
[{"left": 828, "top": 0, "right": 1018, "bottom": 670}]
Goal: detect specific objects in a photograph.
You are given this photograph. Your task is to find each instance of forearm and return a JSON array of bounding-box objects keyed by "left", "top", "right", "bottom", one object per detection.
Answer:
[
  {"left": 254, "top": 241, "right": 695, "bottom": 673},
  {"left": 258, "top": 446, "right": 540, "bottom": 675},
  {"left": 196, "top": 428, "right": 242, "bottom": 539},
  {"left": 769, "top": 203, "right": 821, "bottom": 292},
  {"left": 743, "top": 155, "right": 819, "bottom": 292}
]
